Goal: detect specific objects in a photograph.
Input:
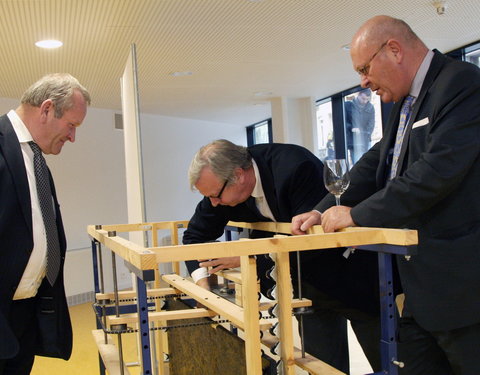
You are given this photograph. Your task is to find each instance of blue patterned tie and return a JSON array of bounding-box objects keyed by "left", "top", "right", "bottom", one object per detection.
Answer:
[
  {"left": 29, "top": 141, "right": 61, "bottom": 286},
  {"left": 390, "top": 95, "right": 415, "bottom": 179}
]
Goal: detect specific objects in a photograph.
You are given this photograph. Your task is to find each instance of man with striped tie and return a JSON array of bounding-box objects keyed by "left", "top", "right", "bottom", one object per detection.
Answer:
[
  {"left": 292, "top": 15, "right": 480, "bottom": 375},
  {"left": 0, "top": 74, "right": 90, "bottom": 375}
]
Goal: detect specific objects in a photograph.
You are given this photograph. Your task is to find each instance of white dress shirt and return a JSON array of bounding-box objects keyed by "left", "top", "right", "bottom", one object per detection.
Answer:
[
  {"left": 8, "top": 109, "right": 48, "bottom": 299},
  {"left": 191, "top": 161, "right": 276, "bottom": 283}
]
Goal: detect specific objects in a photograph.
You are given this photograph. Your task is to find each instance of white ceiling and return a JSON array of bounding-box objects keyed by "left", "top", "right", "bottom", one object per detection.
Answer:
[{"left": 1, "top": 0, "right": 479, "bottom": 126}]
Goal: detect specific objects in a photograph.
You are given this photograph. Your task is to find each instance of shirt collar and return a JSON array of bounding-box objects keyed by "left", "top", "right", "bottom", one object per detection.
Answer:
[
  {"left": 7, "top": 109, "right": 33, "bottom": 143},
  {"left": 409, "top": 49, "right": 434, "bottom": 99}
]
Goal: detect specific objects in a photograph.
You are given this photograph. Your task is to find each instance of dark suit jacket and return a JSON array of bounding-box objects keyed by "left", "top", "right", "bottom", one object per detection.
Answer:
[
  {"left": 183, "top": 143, "right": 382, "bottom": 314},
  {"left": 0, "top": 114, "right": 72, "bottom": 360},
  {"left": 316, "top": 50, "right": 480, "bottom": 331}
]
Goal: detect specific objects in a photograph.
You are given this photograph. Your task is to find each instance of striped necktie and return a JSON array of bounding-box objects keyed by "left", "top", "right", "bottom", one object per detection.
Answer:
[
  {"left": 390, "top": 95, "right": 415, "bottom": 179},
  {"left": 29, "top": 141, "right": 61, "bottom": 286}
]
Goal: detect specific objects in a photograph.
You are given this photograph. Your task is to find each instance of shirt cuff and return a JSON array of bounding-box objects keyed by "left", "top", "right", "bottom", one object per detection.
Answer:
[{"left": 191, "top": 267, "right": 210, "bottom": 283}]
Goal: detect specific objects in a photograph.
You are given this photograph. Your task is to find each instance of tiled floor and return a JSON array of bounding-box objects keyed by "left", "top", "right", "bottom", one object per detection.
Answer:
[{"left": 31, "top": 302, "right": 374, "bottom": 375}]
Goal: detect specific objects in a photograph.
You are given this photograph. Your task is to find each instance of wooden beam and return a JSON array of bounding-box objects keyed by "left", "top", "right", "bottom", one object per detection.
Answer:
[
  {"left": 92, "top": 329, "right": 131, "bottom": 375},
  {"left": 240, "top": 255, "right": 263, "bottom": 375},
  {"left": 228, "top": 221, "right": 328, "bottom": 235},
  {"left": 87, "top": 226, "right": 157, "bottom": 270},
  {"left": 259, "top": 298, "right": 312, "bottom": 311},
  {"left": 215, "top": 269, "right": 242, "bottom": 284},
  {"left": 150, "top": 228, "right": 417, "bottom": 265},
  {"left": 89, "top": 224, "right": 417, "bottom": 271},
  {"left": 106, "top": 308, "right": 218, "bottom": 326},
  {"left": 261, "top": 331, "right": 346, "bottom": 375},
  {"left": 162, "top": 274, "right": 246, "bottom": 329},
  {"left": 274, "top": 250, "right": 296, "bottom": 374},
  {"left": 96, "top": 287, "right": 177, "bottom": 301}
]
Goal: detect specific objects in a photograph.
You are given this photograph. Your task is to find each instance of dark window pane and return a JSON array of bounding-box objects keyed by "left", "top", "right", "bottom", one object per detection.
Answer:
[
  {"left": 316, "top": 100, "right": 334, "bottom": 160},
  {"left": 343, "top": 89, "right": 382, "bottom": 165}
]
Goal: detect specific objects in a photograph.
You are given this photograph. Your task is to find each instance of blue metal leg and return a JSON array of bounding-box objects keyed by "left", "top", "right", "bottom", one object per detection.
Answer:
[
  {"left": 91, "top": 239, "right": 100, "bottom": 293},
  {"left": 376, "top": 252, "right": 399, "bottom": 375},
  {"left": 137, "top": 277, "right": 153, "bottom": 374},
  {"left": 91, "top": 239, "right": 106, "bottom": 375}
]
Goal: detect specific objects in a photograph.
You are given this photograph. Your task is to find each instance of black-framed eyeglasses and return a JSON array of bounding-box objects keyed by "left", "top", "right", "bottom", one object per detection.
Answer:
[
  {"left": 210, "top": 179, "right": 228, "bottom": 199},
  {"left": 356, "top": 41, "right": 388, "bottom": 76}
]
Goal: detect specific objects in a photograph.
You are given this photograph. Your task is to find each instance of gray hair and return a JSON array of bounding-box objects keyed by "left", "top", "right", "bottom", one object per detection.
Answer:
[
  {"left": 21, "top": 73, "right": 91, "bottom": 118},
  {"left": 189, "top": 139, "right": 252, "bottom": 190}
]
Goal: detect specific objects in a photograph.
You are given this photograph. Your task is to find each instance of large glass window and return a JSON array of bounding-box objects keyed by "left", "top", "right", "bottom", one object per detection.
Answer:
[
  {"left": 309, "top": 40, "right": 480, "bottom": 169},
  {"left": 316, "top": 99, "right": 334, "bottom": 160},
  {"left": 343, "top": 89, "right": 383, "bottom": 165},
  {"left": 465, "top": 43, "right": 480, "bottom": 67},
  {"left": 246, "top": 119, "right": 272, "bottom": 146}
]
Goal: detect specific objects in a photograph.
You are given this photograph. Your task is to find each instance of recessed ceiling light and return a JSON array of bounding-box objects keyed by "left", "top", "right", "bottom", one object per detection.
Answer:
[
  {"left": 170, "top": 71, "right": 193, "bottom": 77},
  {"left": 341, "top": 44, "right": 350, "bottom": 51},
  {"left": 35, "top": 39, "right": 63, "bottom": 49},
  {"left": 254, "top": 91, "right": 273, "bottom": 97}
]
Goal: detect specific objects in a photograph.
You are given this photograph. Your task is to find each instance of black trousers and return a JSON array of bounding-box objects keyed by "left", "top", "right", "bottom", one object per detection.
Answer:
[
  {"left": 0, "top": 297, "right": 38, "bottom": 375},
  {"left": 398, "top": 306, "right": 480, "bottom": 375},
  {"left": 297, "top": 281, "right": 381, "bottom": 374}
]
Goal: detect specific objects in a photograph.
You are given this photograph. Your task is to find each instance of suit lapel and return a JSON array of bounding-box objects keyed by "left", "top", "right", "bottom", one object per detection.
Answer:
[
  {"left": 396, "top": 51, "right": 446, "bottom": 174},
  {"left": 0, "top": 115, "right": 33, "bottom": 233},
  {"left": 377, "top": 102, "right": 401, "bottom": 187}
]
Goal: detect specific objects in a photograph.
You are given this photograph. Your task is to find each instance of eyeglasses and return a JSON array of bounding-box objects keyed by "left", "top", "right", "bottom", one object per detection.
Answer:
[
  {"left": 356, "top": 41, "right": 388, "bottom": 76},
  {"left": 210, "top": 179, "right": 228, "bottom": 199}
]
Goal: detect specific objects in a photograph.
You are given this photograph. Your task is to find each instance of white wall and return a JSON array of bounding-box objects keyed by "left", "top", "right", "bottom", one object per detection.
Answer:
[
  {"left": 0, "top": 97, "right": 245, "bottom": 296},
  {"left": 141, "top": 113, "right": 246, "bottom": 223}
]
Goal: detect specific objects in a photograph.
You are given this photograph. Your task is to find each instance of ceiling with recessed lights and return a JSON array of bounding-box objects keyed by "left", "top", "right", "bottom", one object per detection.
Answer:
[{"left": 0, "top": 0, "right": 479, "bottom": 126}]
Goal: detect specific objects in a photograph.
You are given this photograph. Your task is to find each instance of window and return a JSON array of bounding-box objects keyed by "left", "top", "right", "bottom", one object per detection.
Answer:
[
  {"left": 313, "top": 39, "right": 480, "bottom": 168},
  {"left": 316, "top": 99, "right": 334, "bottom": 160},
  {"left": 465, "top": 43, "right": 480, "bottom": 67},
  {"left": 343, "top": 89, "right": 383, "bottom": 165},
  {"left": 246, "top": 119, "right": 272, "bottom": 146}
]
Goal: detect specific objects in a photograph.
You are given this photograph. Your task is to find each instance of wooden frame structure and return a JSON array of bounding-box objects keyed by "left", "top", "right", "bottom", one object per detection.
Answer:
[{"left": 88, "top": 221, "right": 417, "bottom": 375}]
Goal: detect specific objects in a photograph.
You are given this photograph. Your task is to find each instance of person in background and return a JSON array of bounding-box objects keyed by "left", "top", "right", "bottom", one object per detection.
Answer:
[
  {"left": 292, "top": 15, "right": 480, "bottom": 375},
  {"left": 345, "top": 89, "right": 375, "bottom": 164},
  {"left": 0, "top": 73, "right": 91, "bottom": 375},
  {"left": 183, "top": 139, "right": 385, "bottom": 374}
]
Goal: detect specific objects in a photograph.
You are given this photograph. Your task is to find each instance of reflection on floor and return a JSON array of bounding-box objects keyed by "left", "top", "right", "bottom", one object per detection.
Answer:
[{"left": 31, "top": 302, "right": 373, "bottom": 375}]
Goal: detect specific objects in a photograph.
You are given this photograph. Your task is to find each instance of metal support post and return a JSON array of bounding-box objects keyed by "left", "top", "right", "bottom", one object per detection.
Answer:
[
  {"left": 91, "top": 238, "right": 107, "bottom": 375},
  {"left": 137, "top": 276, "right": 153, "bottom": 374}
]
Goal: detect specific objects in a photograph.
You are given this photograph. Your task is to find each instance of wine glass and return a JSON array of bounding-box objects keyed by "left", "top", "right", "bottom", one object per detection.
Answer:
[{"left": 323, "top": 159, "right": 350, "bottom": 206}]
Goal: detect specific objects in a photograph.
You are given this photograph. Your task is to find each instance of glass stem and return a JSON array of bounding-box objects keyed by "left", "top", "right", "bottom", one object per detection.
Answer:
[{"left": 335, "top": 195, "right": 341, "bottom": 206}]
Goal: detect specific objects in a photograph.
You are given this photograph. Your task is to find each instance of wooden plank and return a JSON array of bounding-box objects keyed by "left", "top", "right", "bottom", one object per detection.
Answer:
[
  {"left": 150, "top": 228, "right": 417, "bottom": 265},
  {"left": 228, "top": 221, "right": 294, "bottom": 235},
  {"left": 168, "top": 221, "right": 182, "bottom": 274},
  {"left": 87, "top": 226, "right": 157, "bottom": 270},
  {"left": 88, "top": 223, "right": 417, "bottom": 271},
  {"left": 240, "top": 255, "right": 263, "bottom": 375},
  {"left": 228, "top": 221, "right": 328, "bottom": 235},
  {"left": 91, "top": 221, "right": 189, "bottom": 234},
  {"left": 274, "top": 250, "right": 295, "bottom": 374},
  {"left": 162, "top": 274, "right": 246, "bottom": 329},
  {"left": 92, "top": 329, "right": 131, "bottom": 375},
  {"left": 96, "top": 287, "right": 177, "bottom": 301},
  {"left": 261, "top": 331, "right": 346, "bottom": 375},
  {"left": 215, "top": 269, "right": 242, "bottom": 284},
  {"left": 106, "top": 308, "right": 218, "bottom": 326},
  {"left": 259, "top": 298, "right": 311, "bottom": 311}
]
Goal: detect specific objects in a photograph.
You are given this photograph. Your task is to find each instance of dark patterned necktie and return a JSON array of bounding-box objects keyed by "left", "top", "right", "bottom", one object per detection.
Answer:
[
  {"left": 29, "top": 141, "right": 61, "bottom": 285},
  {"left": 390, "top": 95, "right": 415, "bottom": 179}
]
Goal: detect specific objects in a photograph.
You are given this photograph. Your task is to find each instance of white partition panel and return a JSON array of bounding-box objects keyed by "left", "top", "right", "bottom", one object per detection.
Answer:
[{"left": 121, "top": 43, "right": 146, "bottom": 247}]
